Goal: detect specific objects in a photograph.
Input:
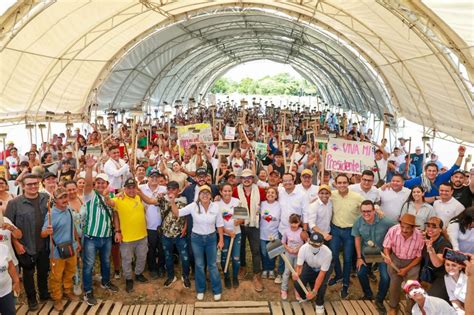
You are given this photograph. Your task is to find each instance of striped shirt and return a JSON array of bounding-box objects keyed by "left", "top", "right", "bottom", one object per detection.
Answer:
[
  {"left": 382, "top": 224, "right": 424, "bottom": 260},
  {"left": 81, "top": 191, "right": 113, "bottom": 238}
]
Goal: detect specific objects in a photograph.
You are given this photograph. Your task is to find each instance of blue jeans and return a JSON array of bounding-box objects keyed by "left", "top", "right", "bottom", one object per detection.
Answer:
[
  {"left": 358, "top": 261, "right": 390, "bottom": 302},
  {"left": 329, "top": 224, "right": 355, "bottom": 288},
  {"left": 277, "top": 232, "right": 285, "bottom": 275},
  {"left": 294, "top": 263, "right": 333, "bottom": 306},
  {"left": 220, "top": 234, "right": 241, "bottom": 279},
  {"left": 82, "top": 235, "right": 112, "bottom": 293},
  {"left": 191, "top": 232, "right": 222, "bottom": 294},
  {"left": 260, "top": 240, "right": 276, "bottom": 272},
  {"left": 162, "top": 235, "right": 190, "bottom": 280}
]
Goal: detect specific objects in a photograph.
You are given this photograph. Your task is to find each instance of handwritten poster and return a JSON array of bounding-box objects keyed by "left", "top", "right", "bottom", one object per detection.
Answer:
[
  {"left": 224, "top": 126, "right": 236, "bottom": 140},
  {"left": 325, "top": 138, "right": 374, "bottom": 174},
  {"left": 177, "top": 123, "right": 213, "bottom": 149}
]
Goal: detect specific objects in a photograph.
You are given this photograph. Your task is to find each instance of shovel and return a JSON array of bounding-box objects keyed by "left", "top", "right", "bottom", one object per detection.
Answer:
[
  {"left": 224, "top": 207, "right": 249, "bottom": 274},
  {"left": 266, "top": 239, "right": 308, "bottom": 295}
]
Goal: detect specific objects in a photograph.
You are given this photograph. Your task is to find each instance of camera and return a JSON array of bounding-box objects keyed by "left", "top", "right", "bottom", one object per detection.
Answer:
[{"left": 443, "top": 248, "right": 470, "bottom": 266}]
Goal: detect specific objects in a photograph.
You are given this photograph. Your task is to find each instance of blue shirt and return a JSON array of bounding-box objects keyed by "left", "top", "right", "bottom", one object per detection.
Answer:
[
  {"left": 352, "top": 215, "right": 396, "bottom": 249},
  {"left": 399, "top": 162, "right": 416, "bottom": 179},
  {"left": 42, "top": 207, "right": 77, "bottom": 259},
  {"left": 410, "top": 153, "right": 424, "bottom": 176},
  {"left": 404, "top": 164, "right": 460, "bottom": 198}
]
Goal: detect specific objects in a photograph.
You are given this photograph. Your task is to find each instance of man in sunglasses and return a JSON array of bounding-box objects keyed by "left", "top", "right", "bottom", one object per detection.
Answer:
[
  {"left": 292, "top": 232, "right": 332, "bottom": 314},
  {"left": 232, "top": 168, "right": 266, "bottom": 292},
  {"left": 352, "top": 200, "right": 395, "bottom": 314}
]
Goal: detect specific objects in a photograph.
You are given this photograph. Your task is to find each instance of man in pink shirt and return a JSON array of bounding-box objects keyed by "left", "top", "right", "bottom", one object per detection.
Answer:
[{"left": 383, "top": 213, "right": 424, "bottom": 315}]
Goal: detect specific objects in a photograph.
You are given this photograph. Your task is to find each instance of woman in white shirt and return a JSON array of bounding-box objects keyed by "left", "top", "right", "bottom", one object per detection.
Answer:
[
  {"left": 448, "top": 207, "right": 474, "bottom": 254},
  {"left": 444, "top": 259, "right": 467, "bottom": 314},
  {"left": 0, "top": 244, "right": 20, "bottom": 314},
  {"left": 400, "top": 186, "right": 435, "bottom": 228},
  {"left": 217, "top": 183, "right": 243, "bottom": 289},
  {"left": 172, "top": 185, "right": 224, "bottom": 301}
]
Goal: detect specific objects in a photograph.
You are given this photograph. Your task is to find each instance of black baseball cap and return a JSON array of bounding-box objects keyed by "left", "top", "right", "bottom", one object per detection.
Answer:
[
  {"left": 308, "top": 232, "right": 324, "bottom": 247},
  {"left": 124, "top": 178, "right": 137, "bottom": 187},
  {"left": 149, "top": 169, "right": 160, "bottom": 177},
  {"left": 452, "top": 170, "right": 465, "bottom": 176},
  {"left": 167, "top": 181, "right": 180, "bottom": 190},
  {"left": 196, "top": 167, "right": 208, "bottom": 177},
  {"left": 43, "top": 172, "right": 56, "bottom": 180}
]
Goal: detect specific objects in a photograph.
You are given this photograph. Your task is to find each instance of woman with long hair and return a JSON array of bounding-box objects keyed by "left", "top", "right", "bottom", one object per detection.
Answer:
[
  {"left": 444, "top": 259, "right": 467, "bottom": 314},
  {"left": 172, "top": 185, "right": 224, "bottom": 301},
  {"left": 448, "top": 207, "right": 474, "bottom": 254},
  {"left": 400, "top": 185, "right": 435, "bottom": 227},
  {"left": 0, "top": 178, "right": 14, "bottom": 214}
]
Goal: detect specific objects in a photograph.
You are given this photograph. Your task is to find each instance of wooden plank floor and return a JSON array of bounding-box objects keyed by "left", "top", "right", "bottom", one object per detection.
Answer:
[{"left": 15, "top": 300, "right": 392, "bottom": 314}]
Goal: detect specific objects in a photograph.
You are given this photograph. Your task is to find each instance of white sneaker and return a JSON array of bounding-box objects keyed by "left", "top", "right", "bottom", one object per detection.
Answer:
[
  {"left": 213, "top": 294, "right": 221, "bottom": 301},
  {"left": 274, "top": 275, "right": 282, "bottom": 284},
  {"left": 196, "top": 293, "right": 204, "bottom": 300},
  {"left": 316, "top": 305, "right": 325, "bottom": 314},
  {"left": 261, "top": 271, "right": 268, "bottom": 279},
  {"left": 268, "top": 271, "right": 276, "bottom": 279}
]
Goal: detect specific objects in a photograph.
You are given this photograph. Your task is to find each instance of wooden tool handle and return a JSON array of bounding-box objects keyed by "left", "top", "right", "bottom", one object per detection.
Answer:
[
  {"left": 380, "top": 252, "right": 400, "bottom": 272},
  {"left": 281, "top": 253, "right": 308, "bottom": 295},
  {"left": 223, "top": 237, "right": 235, "bottom": 274}
]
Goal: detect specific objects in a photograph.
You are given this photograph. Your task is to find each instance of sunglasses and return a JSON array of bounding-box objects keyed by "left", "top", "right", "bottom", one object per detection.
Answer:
[{"left": 242, "top": 176, "right": 253, "bottom": 180}]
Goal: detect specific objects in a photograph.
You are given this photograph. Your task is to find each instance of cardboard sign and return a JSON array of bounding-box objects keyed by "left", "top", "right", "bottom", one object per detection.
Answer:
[
  {"left": 224, "top": 126, "right": 236, "bottom": 140},
  {"left": 177, "top": 123, "right": 213, "bottom": 149},
  {"left": 325, "top": 138, "right": 374, "bottom": 174},
  {"left": 255, "top": 142, "right": 268, "bottom": 160}
]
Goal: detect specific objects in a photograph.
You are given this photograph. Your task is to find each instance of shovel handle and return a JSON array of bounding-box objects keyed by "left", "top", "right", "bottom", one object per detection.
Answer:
[
  {"left": 281, "top": 254, "right": 308, "bottom": 295},
  {"left": 223, "top": 237, "right": 235, "bottom": 274}
]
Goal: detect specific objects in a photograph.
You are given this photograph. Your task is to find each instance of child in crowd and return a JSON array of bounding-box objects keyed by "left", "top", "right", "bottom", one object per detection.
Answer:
[
  {"left": 281, "top": 214, "right": 305, "bottom": 300},
  {"left": 218, "top": 182, "right": 244, "bottom": 289},
  {"left": 259, "top": 187, "right": 281, "bottom": 279}
]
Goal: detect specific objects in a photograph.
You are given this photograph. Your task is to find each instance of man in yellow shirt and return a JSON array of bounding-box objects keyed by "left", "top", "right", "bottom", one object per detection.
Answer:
[
  {"left": 328, "top": 173, "right": 365, "bottom": 299},
  {"left": 110, "top": 178, "right": 148, "bottom": 293}
]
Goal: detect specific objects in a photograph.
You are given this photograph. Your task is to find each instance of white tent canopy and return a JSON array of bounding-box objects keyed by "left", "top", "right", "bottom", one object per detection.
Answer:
[{"left": 0, "top": 0, "right": 472, "bottom": 141}]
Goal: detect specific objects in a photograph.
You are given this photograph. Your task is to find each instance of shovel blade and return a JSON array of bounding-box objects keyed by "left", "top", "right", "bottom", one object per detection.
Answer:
[{"left": 266, "top": 239, "right": 284, "bottom": 259}]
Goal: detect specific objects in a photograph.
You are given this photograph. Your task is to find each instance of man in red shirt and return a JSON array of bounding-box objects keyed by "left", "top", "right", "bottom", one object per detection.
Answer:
[{"left": 232, "top": 169, "right": 266, "bottom": 292}]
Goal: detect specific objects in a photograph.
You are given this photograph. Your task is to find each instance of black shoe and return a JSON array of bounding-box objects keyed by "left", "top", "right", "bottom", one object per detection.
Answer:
[
  {"left": 182, "top": 276, "right": 191, "bottom": 289},
  {"left": 126, "top": 279, "right": 134, "bottom": 293},
  {"left": 157, "top": 269, "right": 165, "bottom": 278},
  {"left": 39, "top": 293, "right": 51, "bottom": 302},
  {"left": 84, "top": 292, "right": 97, "bottom": 306},
  {"left": 375, "top": 300, "right": 386, "bottom": 314},
  {"left": 150, "top": 271, "right": 159, "bottom": 280},
  {"left": 224, "top": 276, "right": 232, "bottom": 289},
  {"left": 101, "top": 281, "right": 119, "bottom": 292},
  {"left": 328, "top": 277, "right": 342, "bottom": 286},
  {"left": 28, "top": 299, "right": 39, "bottom": 311},
  {"left": 164, "top": 276, "right": 177, "bottom": 288},
  {"left": 135, "top": 274, "right": 149, "bottom": 283},
  {"left": 232, "top": 277, "right": 239, "bottom": 289},
  {"left": 361, "top": 295, "right": 373, "bottom": 301},
  {"left": 340, "top": 287, "right": 349, "bottom": 299}
]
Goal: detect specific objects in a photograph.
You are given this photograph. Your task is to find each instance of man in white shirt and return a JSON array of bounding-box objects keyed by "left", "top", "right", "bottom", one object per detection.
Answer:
[
  {"left": 292, "top": 232, "right": 333, "bottom": 314},
  {"left": 276, "top": 173, "right": 308, "bottom": 279},
  {"left": 103, "top": 145, "right": 130, "bottom": 191},
  {"left": 349, "top": 170, "right": 380, "bottom": 204},
  {"left": 379, "top": 174, "right": 411, "bottom": 222},
  {"left": 139, "top": 170, "right": 167, "bottom": 279},
  {"left": 433, "top": 182, "right": 465, "bottom": 227},
  {"left": 297, "top": 169, "right": 319, "bottom": 229},
  {"left": 307, "top": 185, "right": 333, "bottom": 242},
  {"left": 293, "top": 144, "right": 309, "bottom": 175},
  {"left": 374, "top": 144, "right": 389, "bottom": 186},
  {"left": 388, "top": 147, "right": 405, "bottom": 169}
]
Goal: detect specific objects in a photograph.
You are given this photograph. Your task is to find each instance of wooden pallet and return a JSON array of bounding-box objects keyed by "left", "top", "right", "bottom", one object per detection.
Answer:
[
  {"left": 15, "top": 300, "right": 395, "bottom": 314},
  {"left": 195, "top": 301, "right": 270, "bottom": 314}
]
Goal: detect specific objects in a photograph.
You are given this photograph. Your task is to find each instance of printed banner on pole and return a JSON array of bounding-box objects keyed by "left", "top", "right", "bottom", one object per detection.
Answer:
[
  {"left": 325, "top": 138, "right": 374, "bottom": 174},
  {"left": 224, "top": 126, "right": 236, "bottom": 140},
  {"left": 177, "top": 123, "right": 213, "bottom": 149},
  {"left": 255, "top": 142, "right": 268, "bottom": 160}
]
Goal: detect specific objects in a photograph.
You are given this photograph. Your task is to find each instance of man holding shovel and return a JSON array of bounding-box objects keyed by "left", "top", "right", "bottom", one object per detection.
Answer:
[{"left": 292, "top": 232, "right": 332, "bottom": 314}]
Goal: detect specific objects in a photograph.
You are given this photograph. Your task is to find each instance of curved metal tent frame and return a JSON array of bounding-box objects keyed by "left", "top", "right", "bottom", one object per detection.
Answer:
[{"left": 0, "top": 0, "right": 472, "bottom": 141}]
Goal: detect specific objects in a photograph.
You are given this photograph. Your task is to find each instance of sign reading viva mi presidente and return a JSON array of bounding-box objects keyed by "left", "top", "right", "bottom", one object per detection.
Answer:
[{"left": 325, "top": 138, "right": 374, "bottom": 175}]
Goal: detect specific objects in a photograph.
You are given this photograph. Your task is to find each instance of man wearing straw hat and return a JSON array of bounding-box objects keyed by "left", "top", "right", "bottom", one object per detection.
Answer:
[{"left": 382, "top": 213, "right": 425, "bottom": 314}]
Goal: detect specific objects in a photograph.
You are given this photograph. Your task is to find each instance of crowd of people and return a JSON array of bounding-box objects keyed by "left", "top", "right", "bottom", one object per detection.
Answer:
[{"left": 0, "top": 104, "right": 473, "bottom": 315}]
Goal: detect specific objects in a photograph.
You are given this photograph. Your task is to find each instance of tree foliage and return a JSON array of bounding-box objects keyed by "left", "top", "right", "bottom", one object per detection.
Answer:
[{"left": 209, "top": 72, "right": 317, "bottom": 96}]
